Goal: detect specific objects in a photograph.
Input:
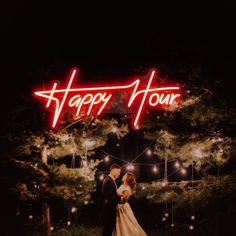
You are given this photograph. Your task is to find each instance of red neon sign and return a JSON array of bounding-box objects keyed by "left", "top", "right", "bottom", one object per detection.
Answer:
[{"left": 34, "top": 68, "right": 181, "bottom": 128}]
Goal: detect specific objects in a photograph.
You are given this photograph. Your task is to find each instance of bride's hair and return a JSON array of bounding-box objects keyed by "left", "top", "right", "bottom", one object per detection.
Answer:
[{"left": 126, "top": 172, "right": 137, "bottom": 195}]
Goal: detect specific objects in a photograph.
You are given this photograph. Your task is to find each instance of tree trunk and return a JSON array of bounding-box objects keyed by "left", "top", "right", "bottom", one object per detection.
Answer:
[
  {"left": 41, "top": 145, "right": 48, "bottom": 164},
  {"left": 42, "top": 201, "right": 51, "bottom": 235}
]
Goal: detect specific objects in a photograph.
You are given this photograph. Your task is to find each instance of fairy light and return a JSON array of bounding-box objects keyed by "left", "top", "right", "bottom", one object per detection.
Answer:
[
  {"left": 127, "top": 164, "right": 134, "bottom": 171},
  {"left": 162, "top": 217, "right": 167, "bottom": 222},
  {"left": 147, "top": 149, "right": 152, "bottom": 156},
  {"left": 171, "top": 223, "right": 175, "bottom": 227},
  {"left": 50, "top": 226, "right": 54, "bottom": 231},
  {"left": 180, "top": 168, "right": 187, "bottom": 175},
  {"left": 29, "top": 215, "right": 33, "bottom": 219},
  {"left": 191, "top": 215, "right": 195, "bottom": 220},
  {"left": 153, "top": 165, "right": 158, "bottom": 173},
  {"left": 104, "top": 156, "right": 110, "bottom": 162},
  {"left": 116, "top": 143, "right": 120, "bottom": 147},
  {"left": 174, "top": 161, "right": 180, "bottom": 168},
  {"left": 71, "top": 207, "right": 77, "bottom": 213},
  {"left": 189, "top": 225, "right": 194, "bottom": 230},
  {"left": 162, "top": 181, "right": 168, "bottom": 187},
  {"left": 84, "top": 200, "right": 89, "bottom": 205},
  {"left": 142, "top": 186, "right": 146, "bottom": 190},
  {"left": 99, "top": 174, "right": 104, "bottom": 181},
  {"left": 164, "top": 212, "right": 169, "bottom": 217},
  {"left": 67, "top": 221, "right": 71, "bottom": 226},
  {"left": 112, "top": 127, "right": 118, "bottom": 133}
]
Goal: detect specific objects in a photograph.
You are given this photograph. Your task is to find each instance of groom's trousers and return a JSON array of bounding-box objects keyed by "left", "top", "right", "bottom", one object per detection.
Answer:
[{"left": 102, "top": 203, "right": 117, "bottom": 236}]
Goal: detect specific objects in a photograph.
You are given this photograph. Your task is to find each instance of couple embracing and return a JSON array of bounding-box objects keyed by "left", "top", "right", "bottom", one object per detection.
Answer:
[{"left": 102, "top": 164, "right": 147, "bottom": 236}]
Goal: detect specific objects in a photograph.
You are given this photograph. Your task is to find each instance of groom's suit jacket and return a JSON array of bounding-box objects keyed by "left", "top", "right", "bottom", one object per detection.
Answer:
[{"left": 102, "top": 175, "right": 124, "bottom": 205}]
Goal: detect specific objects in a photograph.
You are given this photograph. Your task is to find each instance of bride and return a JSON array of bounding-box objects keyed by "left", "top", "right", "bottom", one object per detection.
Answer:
[{"left": 112, "top": 172, "right": 147, "bottom": 236}]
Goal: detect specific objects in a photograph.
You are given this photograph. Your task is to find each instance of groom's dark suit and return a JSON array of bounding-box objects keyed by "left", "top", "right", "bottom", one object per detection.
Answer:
[{"left": 102, "top": 175, "right": 125, "bottom": 236}]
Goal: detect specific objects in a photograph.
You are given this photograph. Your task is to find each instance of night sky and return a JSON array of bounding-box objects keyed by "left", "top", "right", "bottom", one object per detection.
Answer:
[
  {"left": 2, "top": 2, "right": 236, "bottom": 111},
  {"left": 1, "top": 2, "right": 236, "bottom": 235},
  {"left": 2, "top": 1, "right": 236, "bottom": 179}
]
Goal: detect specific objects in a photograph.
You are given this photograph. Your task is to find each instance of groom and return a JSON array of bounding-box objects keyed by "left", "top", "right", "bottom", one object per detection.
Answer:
[{"left": 102, "top": 164, "right": 129, "bottom": 236}]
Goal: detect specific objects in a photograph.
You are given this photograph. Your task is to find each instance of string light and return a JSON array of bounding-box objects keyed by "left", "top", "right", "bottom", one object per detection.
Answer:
[
  {"left": 142, "top": 186, "right": 146, "bottom": 190},
  {"left": 29, "top": 215, "right": 33, "bottom": 219},
  {"left": 189, "top": 225, "right": 194, "bottom": 230},
  {"left": 112, "top": 127, "right": 118, "bottom": 133},
  {"left": 191, "top": 215, "right": 195, "bottom": 220},
  {"left": 171, "top": 223, "right": 175, "bottom": 227},
  {"left": 84, "top": 200, "right": 89, "bottom": 205},
  {"left": 127, "top": 164, "right": 135, "bottom": 171},
  {"left": 180, "top": 168, "right": 187, "bottom": 175},
  {"left": 99, "top": 174, "right": 104, "bottom": 181},
  {"left": 71, "top": 207, "right": 77, "bottom": 213},
  {"left": 153, "top": 165, "right": 158, "bottom": 173},
  {"left": 162, "top": 181, "right": 168, "bottom": 187},
  {"left": 174, "top": 161, "right": 180, "bottom": 168},
  {"left": 67, "top": 221, "right": 71, "bottom": 226},
  {"left": 50, "top": 226, "right": 54, "bottom": 231},
  {"left": 116, "top": 143, "right": 120, "bottom": 147},
  {"left": 147, "top": 149, "right": 152, "bottom": 156},
  {"left": 162, "top": 217, "right": 167, "bottom": 222},
  {"left": 164, "top": 212, "right": 169, "bottom": 217},
  {"left": 104, "top": 155, "right": 110, "bottom": 162}
]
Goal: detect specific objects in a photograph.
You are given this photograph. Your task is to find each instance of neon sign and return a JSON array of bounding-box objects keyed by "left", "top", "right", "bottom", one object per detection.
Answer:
[{"left": 34, "top": 68, "right": 181, "bottom": 128}]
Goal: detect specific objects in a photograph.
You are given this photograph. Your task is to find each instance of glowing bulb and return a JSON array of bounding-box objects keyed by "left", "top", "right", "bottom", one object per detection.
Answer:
[
  {"left": 127, "top": 164, "right": 134, "bottom": 171},
  {"left": 191, "top": 215, "right": 195, "bottom": 220},
  {"left": 171, "top": 223, "right": 175, "bottom": 227},
  {"left": 67, "top": 221, "right": 71, "bottom": 226},
  {"left": 50, "top": 226, "right": 54, "bottom": 231},
  {"left": 165, "top": 212, "right": 169, "bottom": 217},
  {"left": 162, "top": 181, "right": 168, "bottom": 186},
  {"left": 142, "top": 186, "right": 146, "bottom": 190},
  {"left": 153, "top": 165, "right": 158, "bottom": 173},
  {"left": 99, "top": 174, "right": 104, "bottom": 181},
  {"left": 71, "top": 207, "right": 77, "bottom": 213},
  {"left": 112, "top": 127, "right": 118, "bottom": 133},
  {"left": 189, "top": 225, "right": 194, "bottom": 230},
  {"left": 162, "top": 217, "right": 167, "bottom": 222},
  {"left": 84, "top": 200, "right": 89, "bottom": 205},
  {"left": 29, "top": 215, "right": 33, "bottom": 219},
  {"left": 180, "top": 168, "right": 187, "bottom": 175},
  {"left": 147, "top": 149, "right": 152, "bottom": 156},
  {"left": 104, "top": 156, "right": 110, "bottom": 162},
  {"left": 116, "top": 143, "right": 120, "bottom": 147},
  {"left": 175, "top": 161, "right": 180, "bottom": 168}
]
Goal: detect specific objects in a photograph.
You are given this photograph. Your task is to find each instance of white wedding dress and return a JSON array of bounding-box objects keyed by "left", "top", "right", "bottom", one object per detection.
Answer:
[{"left": 112, "top": 184, "right": 147, "bottom": 236}]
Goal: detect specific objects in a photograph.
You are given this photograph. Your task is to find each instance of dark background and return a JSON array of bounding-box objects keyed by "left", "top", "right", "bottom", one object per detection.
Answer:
[
  {"left": 1, "top": 1, "right": 236, "bottom": 235},
  {"left": 2, "top": 1, "right": 236, "bottom": 110}
]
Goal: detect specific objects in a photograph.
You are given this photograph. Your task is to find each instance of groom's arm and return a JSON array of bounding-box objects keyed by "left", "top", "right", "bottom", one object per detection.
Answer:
[{"left": 102, "top": 179, "right": 125, "bottom": 204}]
